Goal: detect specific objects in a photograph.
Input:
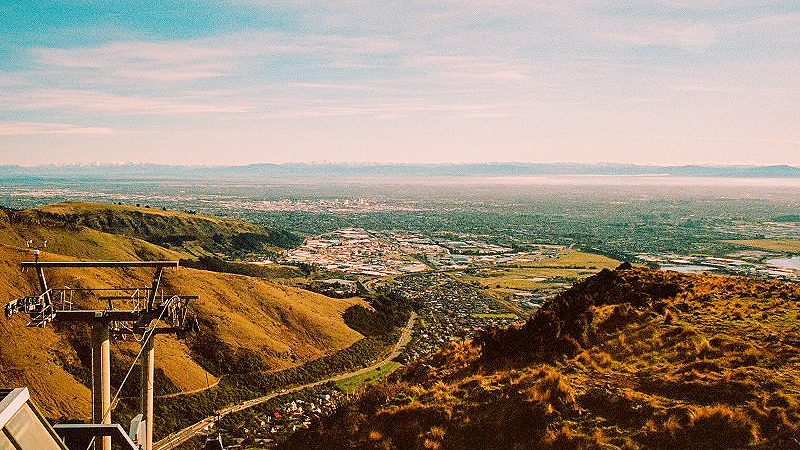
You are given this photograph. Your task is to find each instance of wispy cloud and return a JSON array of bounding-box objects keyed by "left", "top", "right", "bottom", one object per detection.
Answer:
[
  {"left": 30, "top": 30, "right": 402, "bottom": 84},
  {"left": 599, "top": 21, "right": 719, "bottom": 51},
  {"left": 588, "top": 7, "right": 800, "bottom": 53},
  {"left": 0, "top": 0, "right": 797, "bottom": 164},
  {"left": 2, "top": 89, "right": 251, "bottom": 114},
  {"left": 402, "top": 55, "right": 534, "bottom": 82},
  {"left": 251, "top": 99, "right": 514, "bottom": 119},
  {"left": 0, "top": 122, "right": 114, "bottom": 136},
  {"left": 286, "top": 82, "right": 385, "bottom": 92},
  {"left": 34, "top": 40, "right": 239, "bottom": 83},
  {"left": 619, "top": 133, "right": 800, "bottom": 146},
  {"left": 671, "top": 84, "right": 735, "bottom": 93}
]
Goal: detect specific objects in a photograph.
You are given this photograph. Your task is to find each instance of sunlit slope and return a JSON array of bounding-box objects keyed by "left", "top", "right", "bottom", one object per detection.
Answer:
[
  {"left": 0, "top": 244, "right": 212, "bottom": 419},
  {"left": 163, "top": 268, "right": 365, "bottom": 367},
  {"left": 0, "top": 245, "right": 92, "bottom": 419},
  {"left": 285, "top": 267, "right": 800, "bottom": 450},
  {"left": 0, "top": 204, "right": 362, "bottom": 420}
]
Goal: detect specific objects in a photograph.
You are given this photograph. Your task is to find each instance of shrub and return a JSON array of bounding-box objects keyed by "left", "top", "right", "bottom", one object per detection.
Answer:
[
  {"left": 525, "top": 368, "right": 578, "bottom": 416},
  {"left": 670, "top": 405, "right": 759, "bottom": 449}
]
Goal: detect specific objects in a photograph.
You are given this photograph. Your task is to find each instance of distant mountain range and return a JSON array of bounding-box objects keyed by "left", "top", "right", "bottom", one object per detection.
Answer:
[{"left": 1, "top": 162, "right": 799, "bottom": 180}]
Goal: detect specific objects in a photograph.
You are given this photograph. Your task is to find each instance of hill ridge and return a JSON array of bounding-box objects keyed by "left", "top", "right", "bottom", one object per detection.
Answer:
[
  {"left": 10, "top": 201, "right": 301, "bottom": 257},
  {"left": 283, "top": 266, "right": 800, "bottom": 450},
  {"left": 0, "top": 202, "right": 362, "bottom": 420}
]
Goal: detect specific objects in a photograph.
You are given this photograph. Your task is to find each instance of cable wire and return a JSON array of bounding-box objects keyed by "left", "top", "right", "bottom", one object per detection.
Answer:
[{"left": 102, "top": 297, "right": 174, "bottom": 420}]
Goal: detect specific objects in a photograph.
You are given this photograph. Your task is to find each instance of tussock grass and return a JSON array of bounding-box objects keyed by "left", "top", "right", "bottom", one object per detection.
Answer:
[{"left": 281, "top": 267, "right": 800, "bottom": 450}]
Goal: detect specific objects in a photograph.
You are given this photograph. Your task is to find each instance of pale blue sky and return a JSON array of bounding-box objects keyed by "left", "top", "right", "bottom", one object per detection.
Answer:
[{"left": 1, "top": 1, "right": 798, "bottom": 166}]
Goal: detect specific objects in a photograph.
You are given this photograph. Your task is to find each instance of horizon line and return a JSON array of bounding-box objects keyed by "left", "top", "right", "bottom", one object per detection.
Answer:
[{"left": 3, "top": 161, "right": 800, "bottom": 169}]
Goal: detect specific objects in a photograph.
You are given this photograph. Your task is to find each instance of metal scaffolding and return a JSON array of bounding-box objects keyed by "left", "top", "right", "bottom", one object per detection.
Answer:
[{"left": 4, "top": 256, "right": 198, "bottom": 450}]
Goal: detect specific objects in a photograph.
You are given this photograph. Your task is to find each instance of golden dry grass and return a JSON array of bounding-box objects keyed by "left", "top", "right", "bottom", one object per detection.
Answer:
[
  {"left": 0, "top": 245, "right": 93, "bottom": 419},
  {"left": 166, "top": 268, "right": 365, "bottom": 363},
  {"left": 0, "top": 206, "right": 366, "bottom": 420},
  {"left": 0, "top": 216, "right": 185, "bottom": 260},
  {"left": 36, "top": 202, "right": 228, "bottom": 224},
  {"left": 282, "top": 268, "right": 800, "bottom": 450},
  {"left": 724, "top": 239, "right": 800, "bottom": 253}
]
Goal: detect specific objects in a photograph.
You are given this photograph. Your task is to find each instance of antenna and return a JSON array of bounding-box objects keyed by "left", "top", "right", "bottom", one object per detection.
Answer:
[{"left": 4, "top": 258, "right": 198, "bottom": 450}]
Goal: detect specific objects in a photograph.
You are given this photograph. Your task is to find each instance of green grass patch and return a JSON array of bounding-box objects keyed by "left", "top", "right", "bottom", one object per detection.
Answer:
[
  {"left": 471, "top": 313, "right": 519, "bottom": 319},
  {"left": 458, "top": 250, "right": 620, "bottom": 298},
  {"left": 334, "top": 361, "right": 402, "bottom": 393}
]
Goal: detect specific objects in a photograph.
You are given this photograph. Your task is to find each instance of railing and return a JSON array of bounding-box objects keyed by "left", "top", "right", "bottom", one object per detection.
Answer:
[{"left": 5, "top": 287, "right": 197, "bottom": 333}]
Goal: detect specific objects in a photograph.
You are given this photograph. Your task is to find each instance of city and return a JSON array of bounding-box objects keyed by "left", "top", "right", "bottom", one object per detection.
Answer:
[{"left": 285, "top": 227, "right": 565, "bottom": 276}]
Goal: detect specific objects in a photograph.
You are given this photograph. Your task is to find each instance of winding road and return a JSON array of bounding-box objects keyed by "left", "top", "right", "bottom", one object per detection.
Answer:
[{"left": 154, "top": 312, "right": 416, "bottom": 450}]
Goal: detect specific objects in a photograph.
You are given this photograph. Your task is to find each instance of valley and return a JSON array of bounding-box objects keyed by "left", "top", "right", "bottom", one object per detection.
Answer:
[{"left": 1, "top": 175, "right": 799, "bottom": 450}]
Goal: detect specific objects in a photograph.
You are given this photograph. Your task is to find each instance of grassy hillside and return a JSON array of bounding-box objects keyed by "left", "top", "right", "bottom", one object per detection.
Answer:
[
  {"left": 0, "top": 206, "right": 183, "bottom": 261},
  {"left": 284, "top": 266, "right": 800, "bottom": 450},
  {"left": 0, "top": 203, "right": 363, "bottom": 421},
  {"left": 9, "top": 201, "right": 301, "bottom": 257},
  {"left": 0, "top": 245, "right": 93, "bottom": 419}
]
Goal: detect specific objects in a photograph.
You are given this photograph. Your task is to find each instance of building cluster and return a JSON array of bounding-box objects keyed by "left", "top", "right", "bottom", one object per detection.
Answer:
[
  {"left": 713, "top": 220, "right": 800, "bottom": 242},
  {"left": 509, "top": 289, "right": 560, "bottom": 310},
  {"left": 287, "top": 228, "right": 566, "bottom": 276},
  {"left": 636, "top": 253, "right": 800, "bottom": 281},
  {"left": 223, "top": 391, "right": 343, "bottom": 448},
  {"left": 286, "top": 228, "right": 432, "bottom": 276},
  {"left": 426, "top": 244, "right": 563, "bottom": 270},
  {"left": 388, "top": 272, "right": 520, "bottom": 362},
  {"left": 219, "top": 197, "right": 423, "bottom": 213}
]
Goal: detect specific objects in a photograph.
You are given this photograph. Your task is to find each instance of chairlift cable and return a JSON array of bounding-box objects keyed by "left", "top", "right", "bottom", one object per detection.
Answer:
[{"left": 103, "top": 299, "right": 172, "bottom": 417}]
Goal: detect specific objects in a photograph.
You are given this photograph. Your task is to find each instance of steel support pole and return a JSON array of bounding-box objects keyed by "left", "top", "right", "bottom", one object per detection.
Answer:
[
  {"left": 34, "top": 265, "right": 52, "bottom": 306},
  {"left": 140, "top": 333, "right": 155, "bottom": 450},
  {"left": 91, "top": 320, "right": 111, "bottom": 450},
  {"left": 147, "top": 267, "right": 163, "bottom": 311}
]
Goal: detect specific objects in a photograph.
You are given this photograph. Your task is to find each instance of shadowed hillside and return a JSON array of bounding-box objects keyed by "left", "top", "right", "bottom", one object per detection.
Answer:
[
  {"left": 0, "top": 203, "right": 362, "bottom": 421},
  {"left": 284, "top": 266, "right": 800, "bottom": 450},
  {"left": 6, "top": 201, "right": 301, "bottom": 257}
]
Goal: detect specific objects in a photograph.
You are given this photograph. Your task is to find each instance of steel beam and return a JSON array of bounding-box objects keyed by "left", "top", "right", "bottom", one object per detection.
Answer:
[
  {"left": 22, "top": 261, "right": 179, "bottom": 268},
  {"left": 99, "top": 295, "right": 198, "bottom": 301},
  {"left": 34, "top": 266, "right": 52, "bottom": 307},
  {"left": 54, "top": 310, "right": 159, "bottom": 322},
  {"left": 50, "top": 287, "right": 154, "bottom": 291},
  {"left": 147, "top": 267, "right": 164, "bottom": 311}
]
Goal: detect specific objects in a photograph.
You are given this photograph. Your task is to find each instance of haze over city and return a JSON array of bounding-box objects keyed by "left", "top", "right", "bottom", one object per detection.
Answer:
[{"left": 1, "top": 1, "right": 799, "bottom": 166}]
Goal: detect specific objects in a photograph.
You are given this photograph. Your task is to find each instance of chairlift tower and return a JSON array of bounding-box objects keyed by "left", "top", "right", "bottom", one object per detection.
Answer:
[{"left": 4, "top": 252, "right": 198, "bottom": 450}]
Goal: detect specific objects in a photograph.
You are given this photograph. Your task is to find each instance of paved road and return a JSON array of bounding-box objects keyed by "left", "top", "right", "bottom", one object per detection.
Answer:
[{"left": 154, "top": 312, "right": 416, "bottom": 450}]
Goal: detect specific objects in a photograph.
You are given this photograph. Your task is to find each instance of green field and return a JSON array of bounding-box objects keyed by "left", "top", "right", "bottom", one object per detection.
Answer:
[
  {"left": 460, "top": 250, "right": 619, "bottom": 297},
  {"left": 471, "top": 313, "right": 519, "bottom": 319},
  {"left": 334, "top": 361, "right": 403, "bottom": 393},
  {"left": 724, "top": 239, "right": 800, "bottom": 253}
]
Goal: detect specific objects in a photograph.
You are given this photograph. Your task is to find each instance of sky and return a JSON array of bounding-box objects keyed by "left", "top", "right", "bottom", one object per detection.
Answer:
[{"left": 1, "top": 0, "right": 799, "bottom": 166}]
